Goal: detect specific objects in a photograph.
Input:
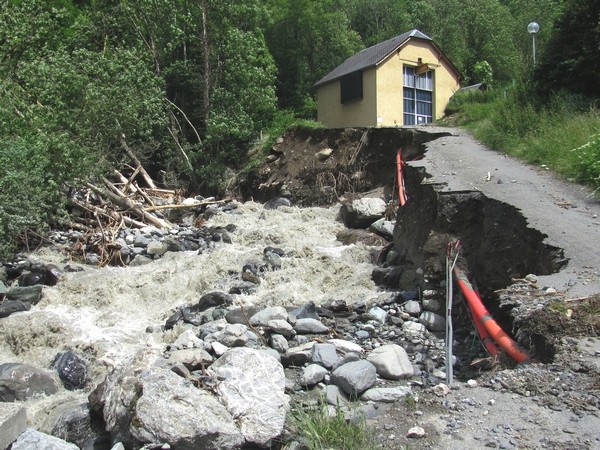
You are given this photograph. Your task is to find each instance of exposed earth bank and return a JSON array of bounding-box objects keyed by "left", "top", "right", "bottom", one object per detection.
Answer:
[{"left": 240, "top": 125, "right": 600, "bottom": 449}]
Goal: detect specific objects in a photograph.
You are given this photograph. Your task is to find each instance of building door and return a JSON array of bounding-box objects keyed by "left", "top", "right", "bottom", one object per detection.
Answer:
[{"left": 403, "top": 66, "right": 433, "bottom": 125}]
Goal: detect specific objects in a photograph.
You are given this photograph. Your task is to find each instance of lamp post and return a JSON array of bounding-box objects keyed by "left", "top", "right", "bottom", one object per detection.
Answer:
[{"left": 527, "top": 22, "right": 540, "bottom": 65}]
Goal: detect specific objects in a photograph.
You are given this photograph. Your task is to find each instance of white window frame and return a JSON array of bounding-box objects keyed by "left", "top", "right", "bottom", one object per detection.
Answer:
[{"left": 403, "top": 66, "right": 433, "bottom": 125}]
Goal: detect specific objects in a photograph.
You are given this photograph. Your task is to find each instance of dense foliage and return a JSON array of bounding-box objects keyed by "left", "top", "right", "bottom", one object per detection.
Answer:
[{"left": 0, "top": 0, "right": 598, "bottom": 257}]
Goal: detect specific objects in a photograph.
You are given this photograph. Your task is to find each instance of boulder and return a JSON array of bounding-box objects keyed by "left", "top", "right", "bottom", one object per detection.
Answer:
[
  {"left": 367, "top": 344, "right": 414, "bottom": 380},
  {"left": 339, "top": 197, "right": 387, "bottom": 228},
  {"left": 293, "top": 318, "right": 328, "bottom": 334},
  {"left": 167, "top": 348, "right": 213, "bottom": 370},
  {"left": 419, "top": 311, "right": 446, "bottom": 332},
  {"left": 0, "top": 403, "right": 27, "bottom": 450},
  {"left": 330, "top": 360, "right": 377, "bottom": 397},
  {"left": 361, "top": 386, "right": 412, "bottom": 402},
  {"left": 11, "top": 428, "right": 78, "bottom": 450},
  {"left": 99, "top": 349, "right": 242, "bottom": 450},
  {"left": 300, "top": 364, "right": 328, "bottom": 386},
  {"left": 0, "top": 363, "right": 58, "bottom": 401},
  {"left": 312, "top": 343, "right": 338, "bottom": 369},
  {"left": 0, "top": 300, "right": 31, "bottom": 318},
  {"left": 208, "top": 348, "right": 290, "bottom": 446},
  {"left": 249, "top": 306, "right": 288, "bottom": 327},
  {"left": 51, "top": 351, "right": 88, "bottom": 390},
  {"left": 5, "top": 285, "right": 43, "bottom": 304}
]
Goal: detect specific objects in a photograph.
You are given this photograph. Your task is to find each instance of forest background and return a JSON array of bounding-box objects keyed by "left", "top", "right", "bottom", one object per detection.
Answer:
[{"left": 0, "top": 0, "right": 598, "bottom": 258}]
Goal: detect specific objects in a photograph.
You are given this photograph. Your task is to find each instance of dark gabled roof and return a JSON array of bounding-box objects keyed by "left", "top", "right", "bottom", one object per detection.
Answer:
[{"left": 314, "top": 29, "right": 434, "bottom": 88}]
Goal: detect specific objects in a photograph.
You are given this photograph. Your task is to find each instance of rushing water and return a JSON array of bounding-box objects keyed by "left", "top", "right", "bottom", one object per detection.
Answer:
[{"left": 0, "top": 201, "right": 388, "bottom": 429}]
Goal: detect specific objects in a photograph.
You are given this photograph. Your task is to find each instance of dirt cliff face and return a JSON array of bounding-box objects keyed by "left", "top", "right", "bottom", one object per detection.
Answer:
[{"left": 236, "top": 126, "right": 451, "bottom": 205}]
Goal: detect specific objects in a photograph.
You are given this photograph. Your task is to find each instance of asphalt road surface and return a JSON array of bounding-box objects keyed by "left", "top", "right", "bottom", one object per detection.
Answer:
[{"left": 413, "top": 126, "right": 600, "bottom": 298}]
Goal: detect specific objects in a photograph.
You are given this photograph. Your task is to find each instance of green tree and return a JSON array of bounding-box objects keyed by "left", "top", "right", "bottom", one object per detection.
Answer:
[
  {"left": 265, "top": 0, "right": 363, "bottom": 114},
  {"left": 534, "top": 0, "right": 600, "bottom": 99},
  {"left": 344, "top": 0, "right": 411, "bottom": 47}
]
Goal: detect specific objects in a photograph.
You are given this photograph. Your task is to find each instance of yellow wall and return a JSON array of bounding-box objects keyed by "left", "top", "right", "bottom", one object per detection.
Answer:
[
  {"left": 316, "top": 68, "right": 377, "bottom": 128},
  {"left": 316, "top": 39, "right": 461, "bottom": 128}
]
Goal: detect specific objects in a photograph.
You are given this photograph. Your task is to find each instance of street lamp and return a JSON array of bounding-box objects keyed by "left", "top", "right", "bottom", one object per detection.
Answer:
[{"left": 527, "top": 21, "right": 540, "bottom": 65}]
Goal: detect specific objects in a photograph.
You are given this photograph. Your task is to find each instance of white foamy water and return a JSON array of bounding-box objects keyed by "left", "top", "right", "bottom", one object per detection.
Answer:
[{"left": 0, "top": 201, "right": 388, "bottom": 427}]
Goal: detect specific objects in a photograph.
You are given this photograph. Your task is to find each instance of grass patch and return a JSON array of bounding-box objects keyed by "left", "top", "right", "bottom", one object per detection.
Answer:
[{"left": 286, "top": 401, "right": 382, "bottom": 450}]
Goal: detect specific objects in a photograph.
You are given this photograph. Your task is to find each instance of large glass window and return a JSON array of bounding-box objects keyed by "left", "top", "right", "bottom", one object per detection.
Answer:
[{"left": 403, "top": 66, "right": 433, "bottom": 125}]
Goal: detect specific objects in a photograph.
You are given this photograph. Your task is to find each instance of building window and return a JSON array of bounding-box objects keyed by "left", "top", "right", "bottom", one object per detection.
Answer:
[
  {"left": 340, "top": 71, "right": 363, "bottom": 104},
  {"left": 403, "top": 66, "right": 433, "bottom": 125}
]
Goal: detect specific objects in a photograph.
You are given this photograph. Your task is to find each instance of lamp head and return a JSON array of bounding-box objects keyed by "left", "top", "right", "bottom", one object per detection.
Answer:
[{"left": 527, "top": 22, "right": 540, "bottom": 34}]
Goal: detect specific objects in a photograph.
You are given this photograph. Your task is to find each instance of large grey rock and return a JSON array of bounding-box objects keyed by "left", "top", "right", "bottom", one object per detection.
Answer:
[
  {"left": 419, "top": 311, "right": 446, "bottom": 332},
  {"left": 0, "top": 402, "right": 27, "bottom": 450},
  {"left": 225, "top": 305, "right": 262, "bottom": 324},
  {"left": 6, "top": 285, "right": 43, "bottom": 304},
  {"left": 361, "top": 386, "right": 412, "bottom": 402},
  {"left": 282, "top": 341, "right": 315, "bottom": 367},
  {"left": 267, "top": 319, "right": 296, "bottom": 337},
  {"left": 0, "top": 300, "right": 31, "bottom": 318},
  {"left": 0, "top": 363, "right": 58, "bottom": 401},
  {"left": 293, "top": 318, "right": 328, "bottom": 334},
  {"left": 330, "top": 360, "right": 377, "bottom": 397},
  {"left": 146, "top": 240, "right": 170, "bottom": 256},
  {"left": 403, "top": 300, "right": 422, "bottom": 316},
  {"left": 208, "top": 347, "right": 290, "bottom": 446},
  {"left": 270, "top": 334, "right": 289, "bottom": 353},
  {"left": 368, "top": 218, "right": 395, "bottom": 239},
  {"left": 167, "top": 348, "right": 213, "bottom": 369},
  {"left": 339, "top": 197, "right": 387, "bottom": 228},
  {"left": 11, "top": 428, "right": 78, "bottom": 450},
  {"left": 207, "top": 323, "right": 250, "bottom": 348},
  {"left": 289, "top": 302, "right": 319, "bottom": 320},
  {"left": 300, "top": 364, "right": 328, "bottom": 386},
  {"left": 249, "top": 306, "right": 288, "bottom": 327},
  {"left": 100, "top": 349, "right": 242, "bottom": 450},
  {"left": 45, "top": 400, "right": 103, "bottom": 449},
  {"left": 324, "top": 384, "right": 349, "bottom": 407},
  {"left": 367, "top": 344, "right": 414, "bottom": 380},
  {"left": 422, "top": 298, "right": 443, "bottom": 312},
  {"left": 312, "top": 343, "right": 338, "bottom": 369},
  {"left": 402, "top": 321, "right": 426, "bottom": 335}
]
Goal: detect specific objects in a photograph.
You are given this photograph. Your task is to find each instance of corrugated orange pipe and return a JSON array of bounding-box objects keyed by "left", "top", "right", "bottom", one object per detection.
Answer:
[
  {"left": 454, "top": 267, "right": 529, "bottom": 363},
  {"left": 396, "top": 149, "right": 407, "bottom": 206}
]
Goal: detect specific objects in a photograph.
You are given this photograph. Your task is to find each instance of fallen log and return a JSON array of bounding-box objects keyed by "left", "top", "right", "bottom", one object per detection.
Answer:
[
  {"left": 86, "top": 183, "right": 172, "bottom": 229},
  {"left": 144, "top": 199, "right": 230, "bottom": 212},
  {"left": 120, "top": 135, "right": 157, "bottom": 190}
]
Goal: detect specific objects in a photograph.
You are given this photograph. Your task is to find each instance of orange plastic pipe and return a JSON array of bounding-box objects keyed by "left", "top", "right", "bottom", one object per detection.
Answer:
[
  {"left": 396, "top": 149, "right": 407, "bottom": 206},
  {"left": 454, "top": 267, "right": 529, "bottom": 363},
  {"left": 471, "top": 301, "right": 501, "bottom": 357}
]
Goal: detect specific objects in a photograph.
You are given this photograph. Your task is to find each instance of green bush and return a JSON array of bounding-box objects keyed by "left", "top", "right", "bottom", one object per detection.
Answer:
[{"left": 571, "top": 133, "right": 600, "bottom": 190}]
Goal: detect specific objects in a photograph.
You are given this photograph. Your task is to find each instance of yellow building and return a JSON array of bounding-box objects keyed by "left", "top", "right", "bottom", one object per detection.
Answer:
[{"left": 314, "top": 30, "right": 461, "bottom": 128}]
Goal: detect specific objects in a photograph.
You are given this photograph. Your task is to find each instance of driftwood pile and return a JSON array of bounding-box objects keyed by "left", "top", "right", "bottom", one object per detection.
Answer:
[{"left": 65, "top": 144, "right": 228, "bottom": 266}]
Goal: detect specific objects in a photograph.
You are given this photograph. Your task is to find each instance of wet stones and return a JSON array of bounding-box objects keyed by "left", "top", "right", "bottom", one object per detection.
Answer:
[
  {"left": 51, "top": 351, "right": 88, "bottom": 390},
  {"left": 0, "top": 363, "right": 58, "bottom": 401}
]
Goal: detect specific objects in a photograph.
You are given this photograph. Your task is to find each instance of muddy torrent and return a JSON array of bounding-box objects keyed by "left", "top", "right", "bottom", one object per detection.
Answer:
[{"left": 244, "top": 127, "right": 569, "bottom": 368}]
